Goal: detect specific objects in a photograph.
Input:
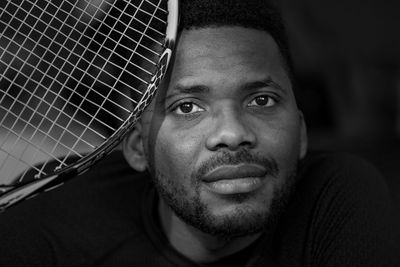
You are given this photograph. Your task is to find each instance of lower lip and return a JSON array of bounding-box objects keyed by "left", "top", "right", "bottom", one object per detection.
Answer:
[{"left": 203, "top": 177, "right": 264, "bottom": 195}]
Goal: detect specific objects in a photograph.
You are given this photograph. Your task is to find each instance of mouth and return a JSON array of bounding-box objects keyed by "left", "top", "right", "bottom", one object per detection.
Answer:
[{"left": 201, "top": 164, "right": 267, "bottom": 195}]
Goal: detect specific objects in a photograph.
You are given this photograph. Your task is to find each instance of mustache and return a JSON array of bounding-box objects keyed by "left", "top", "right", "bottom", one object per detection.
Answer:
[{"left": 194, "top": 149, "right": 279, "bottom": 180}]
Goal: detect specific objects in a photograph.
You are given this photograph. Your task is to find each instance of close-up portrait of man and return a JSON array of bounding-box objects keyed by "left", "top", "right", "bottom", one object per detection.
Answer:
[{"left": 0, "top": 0, "right": 399, "bottom": 266}]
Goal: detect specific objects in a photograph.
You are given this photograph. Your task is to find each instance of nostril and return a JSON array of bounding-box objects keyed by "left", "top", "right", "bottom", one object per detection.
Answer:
[
  {"left": 210, "top": 137, "right": 255, "bottom": 151},
  {"left": 214, "top": 143, "right": 230, "bottom": 150}
]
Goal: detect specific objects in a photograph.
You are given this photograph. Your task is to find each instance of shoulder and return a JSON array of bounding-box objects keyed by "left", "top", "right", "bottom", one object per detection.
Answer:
[
  {"left": 296, "top": 151, "right": 390, "bottom": 200},
  {"left": 0, "top": 150, "right": 147, "bottom": 217},
  {"left": 295, "top": 151, "right": 397, "bottom": 229},
  {"left": 281, "top": 151, "right": 400, "bottom": 266},
  {"left": 299, "top": 150, "right": 382, "bottom": 181},
  {"left": 0, "top": 150, "right": 153, "bottom": 265}
]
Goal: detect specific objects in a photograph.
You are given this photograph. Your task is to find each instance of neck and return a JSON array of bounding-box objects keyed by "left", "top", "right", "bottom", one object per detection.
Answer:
[{"left": 158, "top": 199, "right": 262, "bottom": 264}]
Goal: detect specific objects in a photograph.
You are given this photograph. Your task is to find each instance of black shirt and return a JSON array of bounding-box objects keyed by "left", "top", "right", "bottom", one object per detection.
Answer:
[{"left": 0, "top": 151, "right": 399, "bottom": 266}]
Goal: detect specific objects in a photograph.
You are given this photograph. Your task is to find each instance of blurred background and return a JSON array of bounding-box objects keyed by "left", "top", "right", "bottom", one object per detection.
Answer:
[{"left": 275, "top": 0, "right": 400, "bottom": 211}]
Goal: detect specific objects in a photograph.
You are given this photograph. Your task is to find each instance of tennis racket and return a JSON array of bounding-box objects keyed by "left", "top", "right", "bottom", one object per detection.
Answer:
[{"left": 0, "top": 0, "right": 179, "bottom": 211}]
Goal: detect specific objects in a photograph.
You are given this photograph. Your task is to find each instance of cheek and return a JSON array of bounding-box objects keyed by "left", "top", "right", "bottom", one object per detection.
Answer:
[
  {"left": 152, "top": 127, "right": 202, "bottom": 183},
  {"left": 276, "top": 127, "right": 301, "bottom": 174},
  {"left": 258, "top": 115, "right": 301, "bottom": 169}
]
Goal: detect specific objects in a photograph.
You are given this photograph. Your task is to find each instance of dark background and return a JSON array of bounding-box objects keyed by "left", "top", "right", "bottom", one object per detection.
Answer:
[{"left": 275, "top": 0, "right": 400, "bottom": 211}]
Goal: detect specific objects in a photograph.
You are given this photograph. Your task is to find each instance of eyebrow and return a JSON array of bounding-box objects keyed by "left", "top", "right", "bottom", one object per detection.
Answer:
[
  {"left": 242, "top": 78, "right": 287, "bottom": 95},
  {"left": 165, "top": 84, "right": 210, "bottom": 101}
]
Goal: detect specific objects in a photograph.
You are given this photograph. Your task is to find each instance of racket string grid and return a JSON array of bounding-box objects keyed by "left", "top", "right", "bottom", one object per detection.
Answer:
[{"left": 0, "top": 0, "right": 170, "bottom": 185}]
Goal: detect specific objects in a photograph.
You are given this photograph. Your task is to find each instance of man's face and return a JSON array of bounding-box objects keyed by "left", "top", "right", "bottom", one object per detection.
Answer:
[{"left": 136, "top": 27, "right": 307, "bottom": 237}]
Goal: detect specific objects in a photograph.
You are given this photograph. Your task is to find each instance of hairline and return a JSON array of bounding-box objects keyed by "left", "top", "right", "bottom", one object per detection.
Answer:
[{"left": 180, "top": 24, "right": 295, "bottom": 86}]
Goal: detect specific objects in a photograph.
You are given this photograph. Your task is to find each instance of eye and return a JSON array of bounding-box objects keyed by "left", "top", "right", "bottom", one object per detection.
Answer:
[
  {"left": 174, "top": 102, "right": 205, "bottom": 115},
  {"left": 248, "top": 95, "right": 276, "bottom": 107}
]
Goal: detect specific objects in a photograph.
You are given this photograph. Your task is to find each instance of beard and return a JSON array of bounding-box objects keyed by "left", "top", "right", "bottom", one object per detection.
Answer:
[{"left": 151, "top": 149, "right": 298, "bottom": 239}]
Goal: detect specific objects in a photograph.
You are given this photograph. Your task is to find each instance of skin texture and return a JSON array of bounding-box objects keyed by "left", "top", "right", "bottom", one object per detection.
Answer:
[{"left": 124, "top": 26, "right": 307, "bottom": 263}]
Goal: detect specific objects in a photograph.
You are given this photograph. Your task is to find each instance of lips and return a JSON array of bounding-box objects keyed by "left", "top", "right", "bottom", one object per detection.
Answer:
[
  {"left": 201, "top": 164, "right": 267, "bottom": 195},
  {"left": 202, "top": 164, "right": 267, "bottom": 182}
]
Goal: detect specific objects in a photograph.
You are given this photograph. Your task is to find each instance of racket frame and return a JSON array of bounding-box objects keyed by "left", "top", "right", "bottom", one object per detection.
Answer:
[{"left": 0, "top": 0, "right": 179, "bottom": 211}]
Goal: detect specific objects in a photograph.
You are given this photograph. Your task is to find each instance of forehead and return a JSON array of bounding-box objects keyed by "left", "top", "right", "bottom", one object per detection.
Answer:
[{"left": 169, "top": 26, "right": 290, "bottom": 89}]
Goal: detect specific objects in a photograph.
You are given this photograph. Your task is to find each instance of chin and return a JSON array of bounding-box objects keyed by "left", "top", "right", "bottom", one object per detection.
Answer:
[
  {"left": 197, "top": 203, "right": 271, "bottom": 239},
  {"left": 190, "top": 179, "right": 295, "bottom": 238},
  {"left": 206, "top": 193, "right": 271, "bottom": 218}
]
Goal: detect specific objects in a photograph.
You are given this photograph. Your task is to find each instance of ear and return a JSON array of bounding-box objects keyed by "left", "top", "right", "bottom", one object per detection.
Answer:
[
  {"left": 298, "top": 110, "right": 308, "bottom": 159},
  {"left": 123, "top": 122, "right": 147, "bottom": 172}
]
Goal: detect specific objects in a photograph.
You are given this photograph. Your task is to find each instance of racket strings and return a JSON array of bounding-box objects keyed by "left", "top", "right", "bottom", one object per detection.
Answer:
[
  {"left": 0, "top": 92, "right": 103, "bottom": 151},
  {"left": 0, "top": 0, "right": 166, "bottom": 100},
  {"left": 0, "top": 0, "right": 114, "bottom": 180},
  {"left": 0, "top": 0, "right": 169, "bottom": 183},
  {"left": 1, "top": 0, "right": 165, "bottom": 103},
  {"left": 56, "top": 0, "right": 165, "bottom": 167}
]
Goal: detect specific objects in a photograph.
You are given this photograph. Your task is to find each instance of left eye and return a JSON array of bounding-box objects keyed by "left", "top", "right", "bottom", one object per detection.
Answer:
[{"left": 248, "top": 95, "right": 276, "bottom": 107}]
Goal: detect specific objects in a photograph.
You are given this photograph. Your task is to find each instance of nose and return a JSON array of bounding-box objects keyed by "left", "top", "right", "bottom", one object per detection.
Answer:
[{"left": 205, "top": 105, "right": 256, "bottom": 151}]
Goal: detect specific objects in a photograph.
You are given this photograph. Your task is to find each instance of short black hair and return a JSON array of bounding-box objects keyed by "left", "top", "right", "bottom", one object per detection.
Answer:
[{"left": 179, "top": 0, "right": 295, "bottom": 83}]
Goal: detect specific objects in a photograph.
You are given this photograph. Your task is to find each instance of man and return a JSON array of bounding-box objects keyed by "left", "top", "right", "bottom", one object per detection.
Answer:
[{"left": 0, "top": 0, "right": 398, "bottom": 266}]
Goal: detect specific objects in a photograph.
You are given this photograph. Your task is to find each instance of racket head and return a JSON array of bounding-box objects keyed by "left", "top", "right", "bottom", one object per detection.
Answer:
[{"left": 0, "top": 0, "right": 179, "bottom": 210}]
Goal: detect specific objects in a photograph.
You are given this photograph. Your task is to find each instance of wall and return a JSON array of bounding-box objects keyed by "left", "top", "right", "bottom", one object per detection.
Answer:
[{"left": 277, "top": 0, "right": 400, "bottom": 209}]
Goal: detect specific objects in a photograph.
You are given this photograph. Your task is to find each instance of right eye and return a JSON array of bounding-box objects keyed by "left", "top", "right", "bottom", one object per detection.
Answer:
[{"left": 173, "top": 102, "right": 205, "bottom": 115}]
